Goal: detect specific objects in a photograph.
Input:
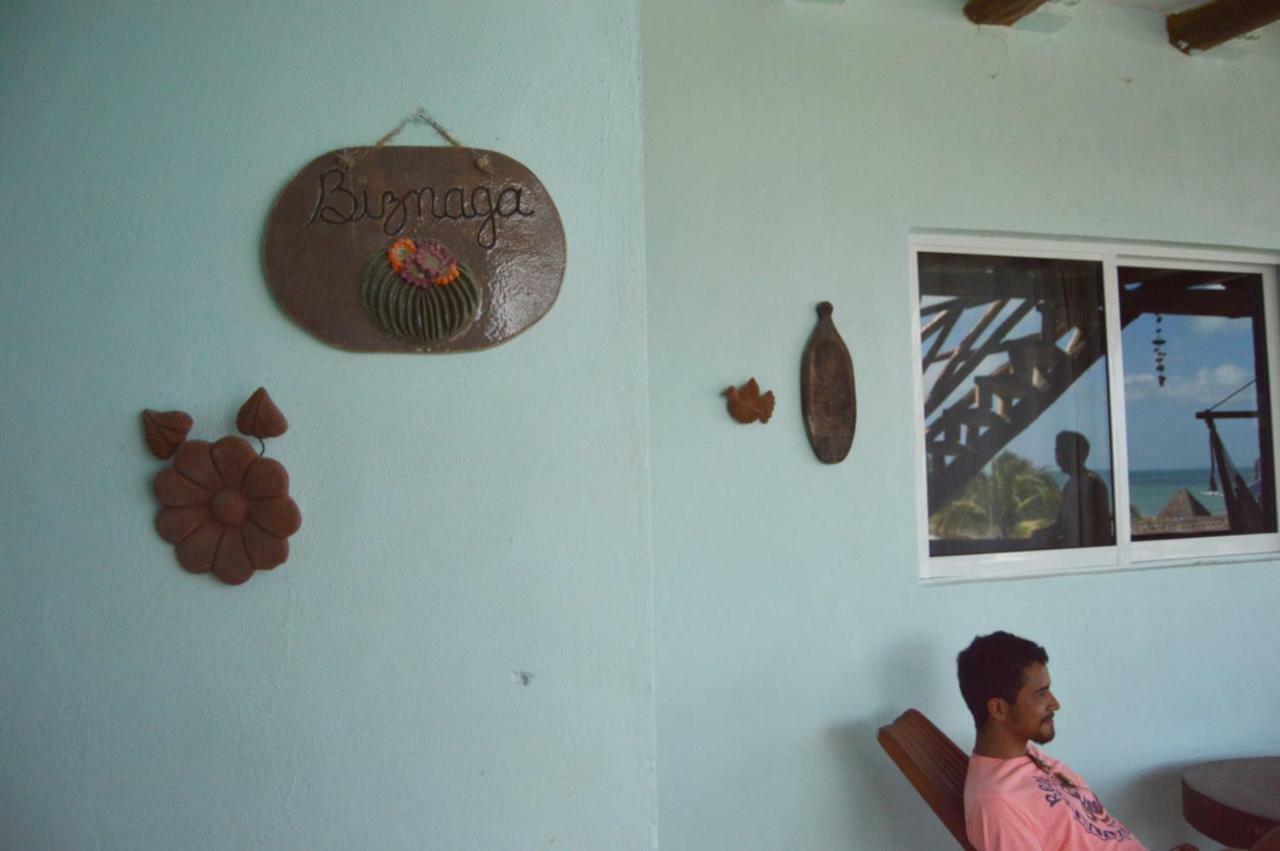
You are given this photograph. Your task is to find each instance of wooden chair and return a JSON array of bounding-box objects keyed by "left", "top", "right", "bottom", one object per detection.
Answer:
[
  {"left": 1252, "top": 825, "right": 1280, "bottom": 851},
  {"left": 877, "top": 708, "right": 977, "bottom": 851},
  {"left": 1228, "top": 827, "right": 1280, "bottom": 851}
]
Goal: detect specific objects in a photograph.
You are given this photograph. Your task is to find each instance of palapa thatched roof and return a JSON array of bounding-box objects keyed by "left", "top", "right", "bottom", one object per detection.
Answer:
[{"left": 1157, "top": 488, "right": 1212, "bottom": 519}]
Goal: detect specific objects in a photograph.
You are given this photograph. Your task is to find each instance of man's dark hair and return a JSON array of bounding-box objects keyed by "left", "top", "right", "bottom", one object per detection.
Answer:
[{"left": 956, "top": 631, "right": 1048, "bottom": 731}]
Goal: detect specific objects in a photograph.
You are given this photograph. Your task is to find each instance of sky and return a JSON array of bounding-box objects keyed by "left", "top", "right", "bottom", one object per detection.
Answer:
[{"left": 1119, "top": 311, "right": 1261, "bottom": 472}]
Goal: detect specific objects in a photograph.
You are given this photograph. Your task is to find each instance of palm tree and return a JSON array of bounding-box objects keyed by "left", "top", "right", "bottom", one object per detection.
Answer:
[
  {"left": 990, "top": 451, "right": 1060, "bottom": 538},
  {"left": 930, "top": 451, "right": 1060, "bottom": 540},
  {"left": 929, "top": 475, "right": 991, "bottom": 539}
]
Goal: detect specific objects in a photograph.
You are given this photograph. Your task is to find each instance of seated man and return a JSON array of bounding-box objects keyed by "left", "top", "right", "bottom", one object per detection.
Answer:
[{"left": 957, "top": 631, "right": 1195, "bottom": 851}]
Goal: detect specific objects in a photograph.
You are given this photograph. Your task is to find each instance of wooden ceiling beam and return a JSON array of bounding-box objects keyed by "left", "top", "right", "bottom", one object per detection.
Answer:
[
  {"left": 1119, "top": 269, "right": 1258, "bottom": 289},
  {"left": 1120, "top": 288, "right": 1253, "bottom": 318},
  {"left": 964, "top": 0, "right": 1050, "bottom": 26},
  {"left": 1167, "top": 0, "right": 1280, "bottom": 54}
]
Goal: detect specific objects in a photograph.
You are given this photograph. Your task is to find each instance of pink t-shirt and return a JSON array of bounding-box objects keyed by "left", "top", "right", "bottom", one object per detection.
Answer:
[{"left": 964, "top": 746, "right": 1148, "bottom": 851}]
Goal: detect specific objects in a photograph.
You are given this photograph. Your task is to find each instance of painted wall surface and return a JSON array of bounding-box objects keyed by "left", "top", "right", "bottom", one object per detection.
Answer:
[
  {"left": 0, "top": 2, "right": 652, "bottom": 849},
  {"left": 641, "top": 2, "right": 1279, "bottom": 850}
]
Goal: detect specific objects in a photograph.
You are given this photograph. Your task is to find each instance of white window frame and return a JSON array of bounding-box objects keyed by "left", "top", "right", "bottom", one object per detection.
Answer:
[{"left": 909, "top": 233, "right": 1280, "bottom": 583}]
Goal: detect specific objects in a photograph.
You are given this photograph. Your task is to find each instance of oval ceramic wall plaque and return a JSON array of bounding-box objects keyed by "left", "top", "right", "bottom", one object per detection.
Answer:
[{"left": 263, "top": 147, "right": 566, "bottom": 352}]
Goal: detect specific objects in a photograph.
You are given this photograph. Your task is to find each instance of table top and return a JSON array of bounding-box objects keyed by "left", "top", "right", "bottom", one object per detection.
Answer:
[{"left": 1182, "top": 757, "right": 1280, "bottom": 848}]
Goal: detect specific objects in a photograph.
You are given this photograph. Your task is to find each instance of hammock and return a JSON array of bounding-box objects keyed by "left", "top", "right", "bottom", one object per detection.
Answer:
[{"left": 1200, "top": 379, "right": 1267, "bottom": 534}]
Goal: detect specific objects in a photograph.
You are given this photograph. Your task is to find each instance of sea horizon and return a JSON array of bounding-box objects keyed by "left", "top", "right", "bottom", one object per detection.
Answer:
[{"left": 1055, "top": 466, "right": 1233, "bottom": 518}]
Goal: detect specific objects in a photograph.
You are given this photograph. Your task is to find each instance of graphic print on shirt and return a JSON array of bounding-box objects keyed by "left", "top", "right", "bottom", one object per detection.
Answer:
[{"left": 1034, "top": 772, "right": 1134, "bottom": 842}]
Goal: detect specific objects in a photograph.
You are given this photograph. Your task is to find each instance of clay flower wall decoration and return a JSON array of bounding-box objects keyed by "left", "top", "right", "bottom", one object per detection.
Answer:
[{"left": 142, "top": 388, "right": 301, "bottom": 586}]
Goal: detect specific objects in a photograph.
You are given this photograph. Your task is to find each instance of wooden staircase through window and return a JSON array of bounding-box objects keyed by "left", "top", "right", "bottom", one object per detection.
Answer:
[{"left": 922, "top": 287, "right": 1114, "bottom": 515}]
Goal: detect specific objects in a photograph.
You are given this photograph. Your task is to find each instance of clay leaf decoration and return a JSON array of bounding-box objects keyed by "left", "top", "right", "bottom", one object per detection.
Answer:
[
  {"left": 723, "top": 378, "right": 775, "bottom": 425},
  {"left": 236, "top": 388, "right": 288, "bottom": 439},
  {"left": 800, "top": 302, "right": 856, "bottom": 464},
  {"left": 141, "top": 409, "right": 193, "bottom": 460}
]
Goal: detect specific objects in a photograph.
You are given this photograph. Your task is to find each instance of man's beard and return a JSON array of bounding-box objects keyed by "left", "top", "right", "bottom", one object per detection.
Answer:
[{"left": 1030, "top": 717, "right": 1056, "bottom": 744}]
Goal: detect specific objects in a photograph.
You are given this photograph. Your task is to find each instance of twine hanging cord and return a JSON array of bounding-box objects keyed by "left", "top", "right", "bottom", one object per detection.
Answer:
[
  {"left": 336, "top": 107, "right": 491, "bottom": 173},
  {"left": 1207, "top": 378, "right": 1256, "bottom": 413}
]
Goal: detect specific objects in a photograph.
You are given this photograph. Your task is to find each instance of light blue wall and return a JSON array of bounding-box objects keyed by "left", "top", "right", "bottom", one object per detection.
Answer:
[
  {"left": 0, "top": 2, "right": 652, "bottom": 849},
  {"left": 6, "top": 1, "right": 1280, "bottom": 849},
  {"left": 640, "top": 1, "right": 1280, "bottom": 850}
]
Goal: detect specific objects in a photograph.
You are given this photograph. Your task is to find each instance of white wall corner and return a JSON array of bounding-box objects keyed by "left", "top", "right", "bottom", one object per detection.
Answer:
[
  {"left": 1180, "top": 29, "right": 1265, "bottom": 60},
  {"left": 1013, "top": 0, "right": 1084, "bottom": 34}
]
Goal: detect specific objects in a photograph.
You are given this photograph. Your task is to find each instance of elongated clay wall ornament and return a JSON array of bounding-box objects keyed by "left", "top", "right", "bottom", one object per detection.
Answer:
[
  {"left": 142, "top": 388, "right": 301, "bottom": 586},
  {"left": 801, "top": 302, "right": 857, "bottom": 463},
  {"left": 263, "top": 146, "right": 566, "bottom": 353}
]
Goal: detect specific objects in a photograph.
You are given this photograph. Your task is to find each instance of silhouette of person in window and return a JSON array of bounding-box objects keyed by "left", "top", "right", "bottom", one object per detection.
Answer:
[{"left": 1035, "top": 431, "right": 1113, "bottom": 548}]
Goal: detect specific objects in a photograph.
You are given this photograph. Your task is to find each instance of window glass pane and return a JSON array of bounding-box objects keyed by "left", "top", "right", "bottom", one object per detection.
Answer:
[
  {"left": 919, "top": 253, "right": 1114, "bottom": 557},
  {"left": 1119, "top": 267, "right": 1276, "bottom": 539}
]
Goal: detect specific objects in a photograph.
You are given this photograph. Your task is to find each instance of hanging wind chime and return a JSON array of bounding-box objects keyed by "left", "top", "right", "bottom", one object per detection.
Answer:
[
  {"left": 1151, "top": 311, "right": 1217, "bottom": 492},
  {"left": 1153, "top": 313, "right": 1167, "bottom": 387}
]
